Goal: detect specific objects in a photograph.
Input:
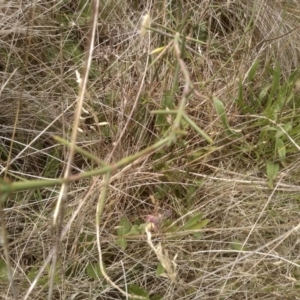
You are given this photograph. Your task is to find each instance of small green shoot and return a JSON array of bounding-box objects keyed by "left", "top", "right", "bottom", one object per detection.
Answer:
[
  {"left": 267, "top": 162, "right": 279, "bottom": 188},
  {"left": 247, "top": 59, "right": 260, "bottom": 83},
  {"left": 214, "top": 97, "right": 241, "bottom": 137}
]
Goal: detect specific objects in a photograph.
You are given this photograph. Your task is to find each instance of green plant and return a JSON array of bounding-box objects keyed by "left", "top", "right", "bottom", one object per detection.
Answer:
[{"left": 1, "top": 1, "right": 300, "bottom": 299}]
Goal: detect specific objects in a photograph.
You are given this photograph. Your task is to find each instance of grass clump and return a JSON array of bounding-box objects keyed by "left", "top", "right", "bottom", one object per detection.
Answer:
[{"left": 1, "top": 0, "right": 300, "bottom": 299}]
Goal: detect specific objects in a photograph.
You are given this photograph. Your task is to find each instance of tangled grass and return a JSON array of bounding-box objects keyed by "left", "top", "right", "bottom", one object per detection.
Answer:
[{"left": 1, "top": 0, "right": 300, "bottom": 299}]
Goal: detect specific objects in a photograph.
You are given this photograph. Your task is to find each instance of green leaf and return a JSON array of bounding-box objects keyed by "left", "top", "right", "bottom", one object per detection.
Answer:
[
  {"left": 276, "top": 122, "right": 292, "bottom": 138},
  {"left": 187, "top": 219, "right": 209, "bottom": 230},
  {"left": 126, "top": 224, "right": 141, "bottom": 236},
  {"left": 248, "top": 59, "right": 260, "bottom": 82},
  {"left": 214, "top": 98, "right": 241, "bottom": 137},
  {"left": 139, "top": 223, "right": 147, "bottom": 232},
  {"left": 231, "top": 240, "right": 245, "bottom": 251},
  {"left": 236, "top": 79, "right": 253, "bottom": 113},
  {"left": 128, "top": 284, "right": 149, "bottom": 300},
  {"left": 267, "top": 162, "right": 279, "bottom": 180},
  {"left": 214, "top": 97, "right": 229, "bottom": 129},
  {"left": 276, "top": 138, "right": 286, "bottom": 162},
  {"left": 163, "top": 221, "right": 178, "bottom": 234},
  {"left": 266, "top": 63, "right": 281, "bottom": 111},
  {"left": 192, "top": 232, "right": 203, "bottom": 239},
  {"left": 116, "top": 217, "right": 131, "bottom": 250},
  {"left": 163, "top": 89, "right": 175, "bottom": 109},
  {"left": 156, "top": 262, "right": 165, "bottom": 277},
  {"left": 182, "top": 213, "right": 203, "bottom": 230},
  {"left": 258, "top": 84, "right": 271, "bottom": 102},
  {"left": 188, "top": 219, "right": 209, "bottom": 239},
  {"left": 86, "top": 262, "right": 104, "bottom": 280},
  {"left": 267, "top": 162, "right": 279, "bottom": 188},
  {"left": 116, "top": 237, "right": 127, "bottom": 250},
  {"left": 183, "top": 114, "right": 213, "bottom": 144},
  {"left": 179, "top": 215, "right": 209, "bottom": 238},
  {"left": 117, "top": 217, "right": 131, "bottom": 236}
]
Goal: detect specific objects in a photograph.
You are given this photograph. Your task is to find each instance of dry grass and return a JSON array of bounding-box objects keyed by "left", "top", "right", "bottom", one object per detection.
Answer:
[{"left": 1, "top": 0, "right": 300, "bottom": 299}]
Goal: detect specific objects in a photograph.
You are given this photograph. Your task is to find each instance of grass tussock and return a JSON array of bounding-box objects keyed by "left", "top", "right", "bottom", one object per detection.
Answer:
[{"left": 1, "top": 0, "right": 300, "bottom": 299}]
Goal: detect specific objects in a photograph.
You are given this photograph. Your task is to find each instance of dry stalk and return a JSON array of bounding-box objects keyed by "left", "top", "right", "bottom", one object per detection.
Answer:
[
  {"left": 146, "top": 224, "right": 177, "bottom": 282},
  {"left": 48, "top": 0, "right": 99, "bottom": 299}
]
